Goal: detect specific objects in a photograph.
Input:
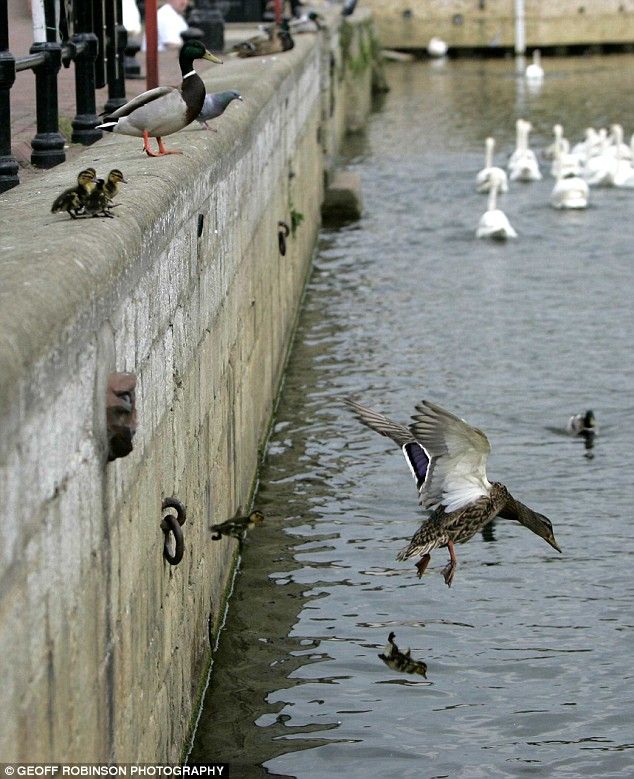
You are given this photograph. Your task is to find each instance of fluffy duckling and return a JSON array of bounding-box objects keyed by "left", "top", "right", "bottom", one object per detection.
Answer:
[
  {"left": 196, "top": 90, "right": 243, "bottom": 130},
  {"left": 83, "top": 169, "right": 127, "bottom": 218},
  {"left": 210, "top": 510, "right": 265, "bottom": 542},
  {"left": 98, "top": 40, "right": 222, "bottom": 156},
  {"left": 476, "top": 137, "right": 509, "bottom": 194},
  {"left": 378, "top": 633, "right": 427, "bottom": 677},
  {"left": 51, "top": 168, "right": 97, "bottom": 218}
]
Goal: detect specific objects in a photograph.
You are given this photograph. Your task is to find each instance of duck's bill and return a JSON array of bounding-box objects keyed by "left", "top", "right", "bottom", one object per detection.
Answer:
[
  {"left": 548, "top": 537, "right": 562, "bottom": 553},
  {"left": 204, "top": 50, "right": 223, "bottom": 64}
]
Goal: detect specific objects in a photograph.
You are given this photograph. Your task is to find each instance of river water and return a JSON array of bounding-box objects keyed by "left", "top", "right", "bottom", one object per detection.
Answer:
[{"left": 190, "top": 56, "right": 634, "bottom": 777}]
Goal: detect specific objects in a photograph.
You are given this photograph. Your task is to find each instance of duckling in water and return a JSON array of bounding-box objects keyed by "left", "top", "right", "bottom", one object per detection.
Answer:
[
  {"left": 378, "top": 632, "right": 427, "bottom": 677},
  {"left": 51, "top": 168, "right": 97, "bottom": 218},
  {"left": 567, "top": 410, "right": 597, "bottom": 450},
  {"left": 210, "top": 510, "right": 264, "bottom": 541},
  {"left": 83, "top": 169, "right": 127, "bottom": 218}
]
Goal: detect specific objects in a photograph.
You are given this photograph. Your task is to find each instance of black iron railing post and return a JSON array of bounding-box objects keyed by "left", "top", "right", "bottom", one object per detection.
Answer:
[
  {"left": 71, "top": 2, "right": 102, "bottom": 144},
  {"left": 188, "top": 0, "right": 225, "bottom": 52},
  {"left": 104, "top": 0, "right": 127, "bottom": 114},
  {"left": 30, "top": 41, "right": 66, "bottom": 168},
  {"left": 0, "top": 0, "right": 19, "bottom": 192}
]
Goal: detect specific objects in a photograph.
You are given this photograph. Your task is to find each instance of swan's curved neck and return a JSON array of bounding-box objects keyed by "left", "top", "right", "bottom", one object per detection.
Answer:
[
  {"left": 485, "top": 138, "right": 494, "bottom": 168},
  {"left": 487, "top": 183, "right": 498, "bottom": 211}
]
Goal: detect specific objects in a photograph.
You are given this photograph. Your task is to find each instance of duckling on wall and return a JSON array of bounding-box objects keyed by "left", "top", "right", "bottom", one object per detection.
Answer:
[
  {"left": 83, "top": 169, "right": 127, "bottom": 218},
  {"left": 51, "top": 168, "right": 97, "bottom": 218}
]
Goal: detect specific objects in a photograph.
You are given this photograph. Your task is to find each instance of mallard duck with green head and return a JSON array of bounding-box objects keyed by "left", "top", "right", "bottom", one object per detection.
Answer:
[
  {"left": 51, "top": 168, "right": 97, "bottom": 218},
  {"left": 345, "top": 397, "right": 561, "bottom": 587},
  {"left": 98, "top": 40, "right": 222, "bottom": 156}
]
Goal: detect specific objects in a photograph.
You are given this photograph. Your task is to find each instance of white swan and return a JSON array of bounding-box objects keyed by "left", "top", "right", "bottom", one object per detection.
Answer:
[
  {"left": 571, "top": 128, "right": 599, "bottom": 161},
  {"left": 525, "top": 49, "right": 544, "bottom": 80},
  {"left": 476, "top": 174, "right": 517, "bottom": 240},
  {"left": 509, "top": 121, "right": 542, "bottom": 181},
  {"left": 427, "top": 37, "right": 448, "bottom": 57},
  {"left": 544, "top": 124, "right": 566, "bottom": 161},
  {"left": 551, "top": 170, "right": 589, "bottom": 209},
  {"left": 585, "top": 126, "right": 634, "bottom": 187},
  {"left": 476, "top": 137, "right": 509, "bottom": 193},
  {"left": 551, "top": 138, "right": 581, "bottom": 179},
  {"left": 607, "top": 124, "right": 633, "bottom": 160}
]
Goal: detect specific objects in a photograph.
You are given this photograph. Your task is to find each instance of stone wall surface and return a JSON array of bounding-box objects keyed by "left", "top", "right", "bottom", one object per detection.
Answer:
[
  {"left": 363, "top": 0, "right": 634, "bottom": 50},
  {"left": 0, "top": 10, "right": 375, "bottom": 762}
]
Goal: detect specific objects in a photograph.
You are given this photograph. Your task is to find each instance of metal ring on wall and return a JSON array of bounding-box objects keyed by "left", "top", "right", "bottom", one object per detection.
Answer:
[{"left": 161, "top": 497, "right": 186, "bottom": 566}]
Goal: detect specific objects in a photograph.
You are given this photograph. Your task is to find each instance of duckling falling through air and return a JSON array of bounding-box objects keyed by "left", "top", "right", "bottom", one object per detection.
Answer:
[
  {"left": 345, "top": 397, "right": 561, "bottom": 587},
  {"left": 51, "top": 168, "right": 97, "bottom": 218},
  {"left": 210, "top": 510, "right": 265, "bottom": 543},
  {"left": 378, "top": 632, "right": 427, "bottom": 677}
]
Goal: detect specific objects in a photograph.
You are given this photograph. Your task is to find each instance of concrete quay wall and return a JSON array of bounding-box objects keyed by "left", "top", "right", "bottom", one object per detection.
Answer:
[
  {"left": 364, "top": 0, "right": 634, "bottom": 50},
  {"left": 0, "top": 12, "right": 375, "bottom": 762}
]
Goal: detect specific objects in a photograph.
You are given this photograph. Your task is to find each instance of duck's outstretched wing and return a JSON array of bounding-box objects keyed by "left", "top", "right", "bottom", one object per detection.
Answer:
[
  {"left": 344, "top": 398, "right": 430, "bottom": 492},
  {"left": 409, "top": 400, "right": 492, "bottom": 512}
]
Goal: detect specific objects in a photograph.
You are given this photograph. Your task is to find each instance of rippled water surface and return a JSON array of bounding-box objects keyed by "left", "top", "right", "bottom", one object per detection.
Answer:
[{"left": 191, "top": 56, "right": 634, "bottom": 777}]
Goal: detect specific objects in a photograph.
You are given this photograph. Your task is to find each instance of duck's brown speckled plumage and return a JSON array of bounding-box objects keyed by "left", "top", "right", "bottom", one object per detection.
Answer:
[
  {"left": 345, "top": 397, "right": 561, "bottom": 587},
  {"left": 397, "top": 482, "right": 511, "bottom": 560}
]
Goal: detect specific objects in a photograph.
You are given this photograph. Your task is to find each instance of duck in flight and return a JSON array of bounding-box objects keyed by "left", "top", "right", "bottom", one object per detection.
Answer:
[{"left": 344, "top": 397, "right": 561, "bottom": 586}]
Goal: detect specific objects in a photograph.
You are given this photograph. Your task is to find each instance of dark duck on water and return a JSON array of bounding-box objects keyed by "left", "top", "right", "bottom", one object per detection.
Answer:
[
  {"left": 567, "top": 410, "right": 597, "bottom": 450},
  {"left": 345, "top": 397, "right": 561, "bottom": 587},
  {"left": 98, "top": 40, "right": 222, "bottom": 156}
]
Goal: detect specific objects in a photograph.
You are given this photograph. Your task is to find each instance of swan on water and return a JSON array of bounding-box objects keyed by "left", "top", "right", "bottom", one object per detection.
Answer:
[
  {"left": 525, "top": 49, "right": 544, "bottom": 80},
  {"left": 509, "top": 120, "right": 542, "bottom": 181},
  {"left": 476, "top": 137, "right": 509, "bottom": 193},
  {"left": 427, "top": 37, "right": 448, "bottom": 57},
  {"left": 585, "top": 125, "right": 634, "bottom": 186},
  {"left": 476, "top": 173, "right": 517, "bottom": 240},
  {"left": 551, "top": 171, "right": 589, "bottom": 209}
]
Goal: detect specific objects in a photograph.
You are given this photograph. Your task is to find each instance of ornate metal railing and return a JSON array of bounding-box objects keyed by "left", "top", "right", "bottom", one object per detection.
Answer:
[{"left": 0, "top": 0, "right": 128, "bottom": 193}]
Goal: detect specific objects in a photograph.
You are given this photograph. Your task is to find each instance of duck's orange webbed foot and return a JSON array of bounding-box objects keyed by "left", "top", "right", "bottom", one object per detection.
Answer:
[
  {"left": 415, "top": 553, "right": 431, "bottom": 579},
  {"left": 442, "top": 541, "right": 457, "bottom": 588}
]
